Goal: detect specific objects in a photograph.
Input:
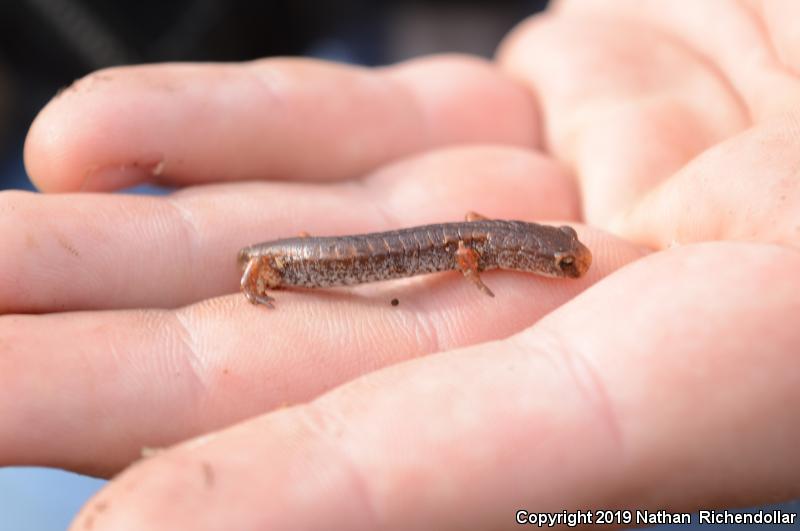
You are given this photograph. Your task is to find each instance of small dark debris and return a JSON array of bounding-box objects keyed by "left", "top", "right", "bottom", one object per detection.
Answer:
[
  {"left": 82, "top": 499, "right": 109, "bottom": 529},
  {"left": 202, "top": 461, "right": 215, "bottom": 488}
]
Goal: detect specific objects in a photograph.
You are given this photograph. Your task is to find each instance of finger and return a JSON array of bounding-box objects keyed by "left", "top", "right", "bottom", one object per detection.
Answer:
[
  {"left": 24, "top": 55, "right": 539, "bottom": 193},
  {"left": 556, "top": 0, "right": 800, "bottom": 120},
  {"left": 612, "top": 113, "right": 800, "bottom": 249},
  {"left": 0, "top": 226, "right": 642, "bottom": 475},
  {"left": 1, "top": 145, "right": 581, "bottom": 313},
  {"left": 497, "top": 11, "right": 747, "bottom": 225},
  {"left": 761, "top": 0, "right": 800, "bottom": 74},
  {"left": 72, "top": 242, "right": 800, "bottom": 530}
]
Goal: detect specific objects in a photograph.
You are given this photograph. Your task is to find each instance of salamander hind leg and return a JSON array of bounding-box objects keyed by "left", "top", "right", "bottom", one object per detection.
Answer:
[
  {"left": 455, "top": 241, "right": 495, "bottom": 297},
  {"left": 241, "top": 258, "right": 278, "bottom": 308}
]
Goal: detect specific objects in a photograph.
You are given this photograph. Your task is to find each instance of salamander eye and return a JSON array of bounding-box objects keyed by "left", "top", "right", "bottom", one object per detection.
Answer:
[
  {"left": 558, "top": 225, "right": 578, "bottom": 239},
  {"left": 555, "top": 253, "right": 579, "bottom": 277}
]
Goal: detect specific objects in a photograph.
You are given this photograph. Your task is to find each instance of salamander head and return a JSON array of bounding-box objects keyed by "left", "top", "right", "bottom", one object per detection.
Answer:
[{"left": 550, "top": 225, "right": 592, "bottom": 278}]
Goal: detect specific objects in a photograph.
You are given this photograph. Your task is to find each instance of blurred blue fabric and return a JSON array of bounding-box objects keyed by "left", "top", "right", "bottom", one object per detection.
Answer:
[{"left": 0, "top": 467, "right": 105, "bottom": 530}]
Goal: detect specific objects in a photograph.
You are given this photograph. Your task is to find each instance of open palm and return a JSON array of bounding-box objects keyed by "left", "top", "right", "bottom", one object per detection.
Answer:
[{"left": 3, "top": 1, "right": 799, "bottom": 529}]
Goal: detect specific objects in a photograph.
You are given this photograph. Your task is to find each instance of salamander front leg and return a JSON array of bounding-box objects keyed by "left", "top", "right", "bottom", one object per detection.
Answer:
[
  {"left": 241, "top": 258, "right": 277, "bottom": 308},
  {"left": 455, "top": 241, "right": 495, "bottom": 297}
]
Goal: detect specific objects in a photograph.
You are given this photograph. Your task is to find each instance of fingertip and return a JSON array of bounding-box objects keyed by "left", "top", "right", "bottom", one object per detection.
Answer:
[
  {"left": 495, "top": 12, "right": 551, "bottom": 69},
  {"left": 70, "top": 408, "right": 376, "bottom": 531},
  {"left": 24, "top": 91, "right": 74, "bottom": 192},
  {"left": 384, "top": 54, "right": 541, "bottom": 149},
  {"left": 24, "top": 68, "right": 169, "bottom": 193}
]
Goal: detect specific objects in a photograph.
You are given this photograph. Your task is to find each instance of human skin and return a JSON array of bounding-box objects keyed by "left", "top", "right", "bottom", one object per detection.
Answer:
[{"left": 2, "top": 0, "right": 799, "bottom": 529}]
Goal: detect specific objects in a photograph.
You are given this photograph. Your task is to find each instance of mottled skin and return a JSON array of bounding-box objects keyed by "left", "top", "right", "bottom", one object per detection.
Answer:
[{"left": 238, "top": 219, "right": 592, "bottom": 307}]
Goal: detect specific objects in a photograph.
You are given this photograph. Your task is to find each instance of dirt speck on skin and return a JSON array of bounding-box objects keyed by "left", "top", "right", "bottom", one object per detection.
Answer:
[
  {"left": 122, "top": 476, "right": 140, "bottom": 493},
  {"left": 72, "top": 73, "right": 114, "bottom": 95},
  {"left": 129, "top": 157, "right": 168, "bottom": 178},
  {"left": 141, "top": 446, "right": 165, "bottom": 459},
  {"left": 54, "top": 85, "right": 70, "bottom": 99},
  {"left": 56, "top": 233, "right": 80, "bottom": 258},
  {"left": 54, "top": 77, "right": 86, "bottom": 98},
  {"left": 152, "top": 159, "right": 166, "bottom": 176},
  {"left": 56, "top": 74, "right": 100, "bottom": 100},
  {"left": 202, "top": 461, "right": 215, "bottom": 488},
  {"left": 24, "top": 232, "right": 38, "bottom": 250},
  {"left": 0, "top": 201, "right": 16, "bottom": 215},
  {"left": 82, "top": 499, "right": 109, "bottom": 530}
]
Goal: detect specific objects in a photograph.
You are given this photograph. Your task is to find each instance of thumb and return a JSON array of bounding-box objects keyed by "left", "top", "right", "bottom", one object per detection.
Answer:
[{"left": 73, "top": 242, "right": 800, "bottom": 530}]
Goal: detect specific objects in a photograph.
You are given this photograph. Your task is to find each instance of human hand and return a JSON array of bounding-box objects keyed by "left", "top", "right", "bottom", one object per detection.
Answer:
[{"left": 2, "top": 1, "right": 799, "bottom": 529}]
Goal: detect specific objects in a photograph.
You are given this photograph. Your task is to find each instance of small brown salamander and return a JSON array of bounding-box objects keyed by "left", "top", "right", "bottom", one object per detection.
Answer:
[{"left": 238, "top": 212, "right": 591, "bottom": 307}]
